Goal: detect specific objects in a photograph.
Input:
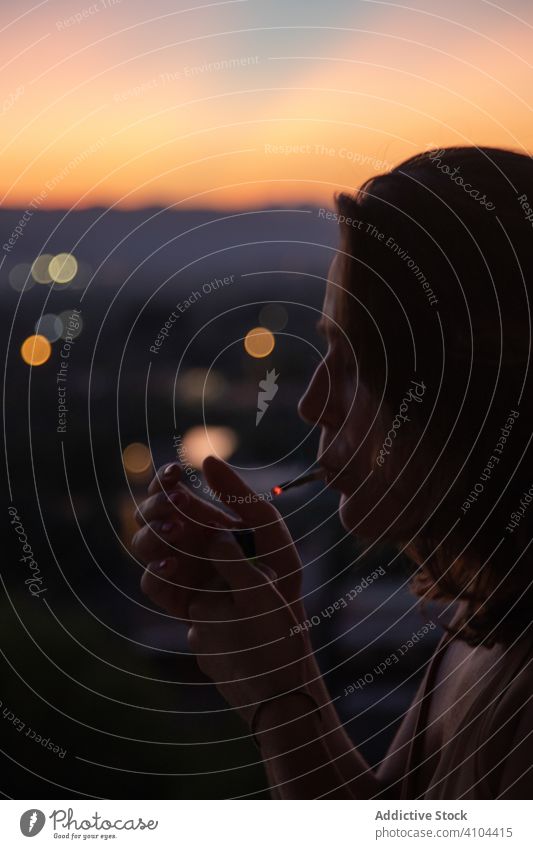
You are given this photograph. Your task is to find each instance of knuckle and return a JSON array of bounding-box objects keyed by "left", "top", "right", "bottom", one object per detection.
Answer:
[
  {"left": 134, "top": 501, "right": 149, "bottom": 525},
  {"left": 134, "top": 525, "right": 166, "bottom": 562},
  {"left": 131, "top": 528, "right": 144, "bottom": 555},
  {"left": 148, "top": 467, "right": 167, "bottom": 493},
  {"left": 149, "top": 491, "right": 178, "bottom": 520},
  {"left": 147, "top": 519, "right": 162, "bottom": 537},
  {"left": 139, "top": 493, "right": 162, "bottom": 521},
  {"left": 140, "top": 566, "right": 154, "bottom": 596}
]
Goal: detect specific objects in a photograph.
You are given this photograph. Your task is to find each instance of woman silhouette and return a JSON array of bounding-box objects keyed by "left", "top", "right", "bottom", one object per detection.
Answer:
[{"left": 133, "top": 146, "right": 533, "bottom": 798}]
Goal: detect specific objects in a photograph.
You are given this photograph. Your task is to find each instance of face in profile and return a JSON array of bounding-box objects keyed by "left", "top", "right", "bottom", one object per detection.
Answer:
[{"left": 298, "top": 256, "right": 413, "bottom": 542}]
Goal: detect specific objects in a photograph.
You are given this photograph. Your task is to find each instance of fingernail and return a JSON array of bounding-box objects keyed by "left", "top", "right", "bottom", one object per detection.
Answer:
[
  {"left": 152, "top": 559, "right": 169, "bottom": 572},
  {"left": 163, "top": 464, "right": 179, "bottom": 479}
]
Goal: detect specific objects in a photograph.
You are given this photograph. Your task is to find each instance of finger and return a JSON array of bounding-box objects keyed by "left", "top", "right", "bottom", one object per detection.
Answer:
[
  {"left": 148, "top": 463, "right": 183, "bottom": 495},
  {"left": 202, "top": 456, "right": 300, "bottom": 588},
  {"left": 131, "top": 520, "right": 186, "bottom": 564},
  {"left": 137, "top": 484, "right": 243, "bottom": 530},
  {"left": 141, "top": 557, "right": 229, "bottom": 622},
  {"left": 134, "top": 489, "right": 189, "bottom": 526},
  {"left": 141, "top": 558, "right": 191, "bottom": 619},
  {"left": 187, "top": 591, "right": 234, "bottom": 624},
  {"left": 202, "top": 455, "right": 278, "bottom": 525}
]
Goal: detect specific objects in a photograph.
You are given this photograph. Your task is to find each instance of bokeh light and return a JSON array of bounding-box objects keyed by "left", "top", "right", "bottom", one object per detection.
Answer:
[
  {"left": 49, "top": 253, "right": 78, "bottom": 284},
  {"left": 59, "top": 310, "right": 83, "bottom": 340},
  {"left": 259, "top": 303, "right": 288, "bottom": 331},
  {"left": 9, "top": 263, "right": 34, "bottom": 292},
  {"left": 123, "top": 442, "right": 152, "bottom": 476},
  {"left": 181, "top": 426, "right": 238, "bottom": 468},
  {"left": 176, "top": 368, "right": 227, "bottom": 404},
  {"left": 244, "top": 326, "right": 275, "bottom": 358},
  {"left": 20, "top": 334, "right": 52, "bottom": 366},
  {"left": 31, "top": 254, "right": 53, "bottom": 284},
  {"left": 34, "top": 313, "right": 63, "bottom": 342}
]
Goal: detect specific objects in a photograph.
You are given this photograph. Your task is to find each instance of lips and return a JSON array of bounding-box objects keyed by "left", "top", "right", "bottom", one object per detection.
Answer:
[{"left": 319, "top": 459, "right": 351, "bottom": 489}]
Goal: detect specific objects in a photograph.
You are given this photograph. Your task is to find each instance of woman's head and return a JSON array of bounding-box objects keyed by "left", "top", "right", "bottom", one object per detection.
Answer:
[{"left": 299, "top": 146, "right": 533, "bottom": 646}]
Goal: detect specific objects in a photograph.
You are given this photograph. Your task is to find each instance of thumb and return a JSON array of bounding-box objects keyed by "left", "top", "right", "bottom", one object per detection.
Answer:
[
  {"left": 207, "top": 532, "right": 278, "bottom": 611},
  {"left": 202, "top": 455, "right": 301, "bottom": 594}
]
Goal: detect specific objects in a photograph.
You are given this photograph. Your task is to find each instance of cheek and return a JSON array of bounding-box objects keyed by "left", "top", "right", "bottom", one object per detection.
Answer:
[{"left": 337, "top": 382, "right": 378, "bottom": 457}]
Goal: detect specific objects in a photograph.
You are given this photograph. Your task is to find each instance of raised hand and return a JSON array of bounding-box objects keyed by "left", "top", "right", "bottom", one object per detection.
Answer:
[{"left": 132, "top": 462, "right": 242, "bottom": 620}]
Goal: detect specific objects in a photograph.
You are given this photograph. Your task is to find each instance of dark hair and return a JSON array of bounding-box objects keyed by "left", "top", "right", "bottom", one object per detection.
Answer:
[{"left": 335, "top": 146, "right": 533, "bottom": 647}]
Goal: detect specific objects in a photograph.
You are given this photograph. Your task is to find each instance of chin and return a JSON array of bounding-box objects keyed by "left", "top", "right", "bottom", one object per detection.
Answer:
[
  {"left": 338, "top": 492, "right": 363, "bottom": 534},
  {"left": 337, "top": 491, "right": 384, "bottom": 541}
]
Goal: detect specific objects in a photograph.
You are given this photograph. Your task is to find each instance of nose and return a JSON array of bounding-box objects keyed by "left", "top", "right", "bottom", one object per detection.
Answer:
[{"left": 298, "top": 359, "right": 337, "bottom": 427}]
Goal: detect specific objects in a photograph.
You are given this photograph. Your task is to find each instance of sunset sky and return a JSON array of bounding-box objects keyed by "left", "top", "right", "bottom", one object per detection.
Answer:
[{"left": 2, "top": 0, "right": 533, "bottom": 209}]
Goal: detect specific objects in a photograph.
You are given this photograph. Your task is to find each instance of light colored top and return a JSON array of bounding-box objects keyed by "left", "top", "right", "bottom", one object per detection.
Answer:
[{"left": 399, "top": 617, "right": 533, "bottom": 799}]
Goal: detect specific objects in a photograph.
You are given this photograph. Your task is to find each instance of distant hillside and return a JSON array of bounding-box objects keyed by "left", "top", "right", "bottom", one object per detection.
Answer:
[{"left": 0, "top": 206, "right": 339, "bottom": 296}]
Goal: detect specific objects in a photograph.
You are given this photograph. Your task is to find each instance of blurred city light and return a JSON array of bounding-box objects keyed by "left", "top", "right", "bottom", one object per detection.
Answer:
[
  {"left": 181, "top": 425, "right": 238, "bottom": 468},
  {"left": 244, "top": 326, "right": 275, "bottom": 358},
  {"left": 20, "top": 334, "right": 52, "bottom": 366},
  {"left": 9, "top": 263, "right": 34, "bottom": 292},
  {"left": 59, "top": 310, "right": 83, "bottom": 339},
  {"left": 176, "top": 368, "right": 227, "bottom": 404},
  {"left": 123, "top": 442, "right": 152, "bottom": 476},
  {"left": 31, "top": 254, "right": 53, "bottom": 284},
  {"left": 49, "top": 253, "right": 78, "bottom": 284},
  {"left": 34, "top": 313, "right": 63, "bottom": 342}
]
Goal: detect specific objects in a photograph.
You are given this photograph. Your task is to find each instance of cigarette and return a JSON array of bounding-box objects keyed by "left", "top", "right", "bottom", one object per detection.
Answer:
[{"left": 271, "top": 466, "right": 326, "bottom": 495}]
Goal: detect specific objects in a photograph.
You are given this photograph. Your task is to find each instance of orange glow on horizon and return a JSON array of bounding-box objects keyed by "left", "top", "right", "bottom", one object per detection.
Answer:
[{"left": 1, "top": 4, "right": 532, "bottom": 210}]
